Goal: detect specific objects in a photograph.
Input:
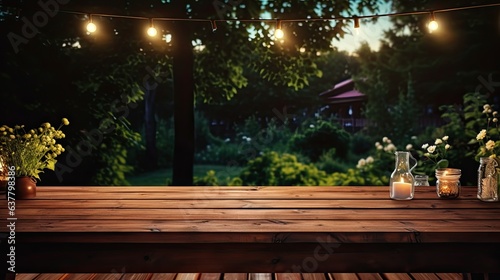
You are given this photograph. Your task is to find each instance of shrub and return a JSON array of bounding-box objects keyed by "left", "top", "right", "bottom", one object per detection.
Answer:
[
  {"left": 239, "top": 151, "right": 328, "bottom": 186},
  {"left": 290, "top": 119, "right": 351, "bottom": 161}
]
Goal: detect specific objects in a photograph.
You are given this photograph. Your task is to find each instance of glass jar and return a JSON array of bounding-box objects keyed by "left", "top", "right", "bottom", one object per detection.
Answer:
[
  {"left": 477, "top": 157, "right": 499, "bottom": 202},
  {"left": 435, "top": 168, "right": 461, "bottom": 199},
  {"left": 390, "top": 151, "right": 417, "bottom": 200},
  {"left": 414, "top": 175, "right": 430, "bottom": 186}
]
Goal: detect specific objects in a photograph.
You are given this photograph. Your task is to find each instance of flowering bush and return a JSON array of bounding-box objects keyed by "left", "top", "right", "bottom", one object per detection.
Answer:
[
  {"left": 0, "top": 118, "right": 69, "bottom": 180},
  {"left": 473, "top": 104, "right": 499, "bottom": 161},
  {"left": 419, "top": 136, "right": 451, "bottom": 169}
]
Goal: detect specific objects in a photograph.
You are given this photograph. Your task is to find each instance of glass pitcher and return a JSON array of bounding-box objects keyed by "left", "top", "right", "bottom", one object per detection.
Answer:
[{"left": 390, "top": 151, "right": 417, "bottom": 200}]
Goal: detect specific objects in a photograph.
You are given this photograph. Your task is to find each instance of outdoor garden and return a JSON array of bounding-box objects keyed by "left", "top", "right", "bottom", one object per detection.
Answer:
[{"left": 0, "top": 0, "right": 499, "bottom": 187}]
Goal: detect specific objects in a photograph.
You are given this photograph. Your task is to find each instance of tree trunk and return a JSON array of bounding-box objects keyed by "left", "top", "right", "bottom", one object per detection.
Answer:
[
  {"left": 172, "top": 22, "right": 194, "bottom": 186},
  {"left": 144, "top": 87, "right": 158, "bottom": 170}
]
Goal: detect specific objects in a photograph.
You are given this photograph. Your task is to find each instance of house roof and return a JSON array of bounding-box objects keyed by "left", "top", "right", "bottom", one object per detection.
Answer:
[
  {"left": 326, "top": 89, "right": 365, "bottom": 104},
  {"left": 319, "top": 78, "right": 366, "bottom": 104}
]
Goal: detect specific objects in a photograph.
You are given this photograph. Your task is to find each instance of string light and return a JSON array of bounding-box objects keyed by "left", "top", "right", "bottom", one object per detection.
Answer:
[
  {"left": 275, "top": 20, "right": 284, "bottom": 39},
  {"left": 147, "top": 18, "right": 157, "bottom": 37},
  {"left": 428, "top": 12, "right": 439, "bottom": 33},
  {"left": 86, "top": 14, "right": 96, "bottom": 33},
  {"left": 17, "top": 3, "right": 496, "bottom": 38},
  {"left": 211, "top": 20, "right": 217, "bottom": 32},
  {"left": 353, "top": 16, "right": 360, "bottom": 35}
]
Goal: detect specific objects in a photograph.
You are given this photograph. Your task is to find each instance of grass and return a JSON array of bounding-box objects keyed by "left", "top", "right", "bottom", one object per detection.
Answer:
[{"left": 127, "top": 164, "right": 244, "bottom": 186}]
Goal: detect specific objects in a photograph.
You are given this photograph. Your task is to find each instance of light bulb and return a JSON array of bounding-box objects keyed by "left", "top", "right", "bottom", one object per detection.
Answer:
[
  {"left": 428, "top": 20, "right": 438, "bottom": 32},
  {"left": 147, "top": 26, "right": 157, "bottom": 37},
  {"left": 275, "top": 28, "right": 284, "bottom": 39},
  {"left": 274, "top": 20, "right": 284, "bottom": 39},
  {"left": 353, "top": 17, "right": 360, "bottom": 35},
  {"left": 428, "top": 12, "right": 438, "bottom": 33},
  {"left": 147, "top": 19, "right": 157, "bottom": 37},
  {"left": 86, "top": 22, "right": 96, "bottom": 33}
]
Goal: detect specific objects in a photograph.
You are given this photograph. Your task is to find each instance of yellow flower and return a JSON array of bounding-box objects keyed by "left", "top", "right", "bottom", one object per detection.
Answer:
[
  {"left": 485, "top": 140, "right": 496, "bottom": 151},
  {"left": 9, "top": 135, "right": 15, "bottom": 139},
  {"left": 476, "top": 129, "right": 487, "bottom": 140},
  {"left": 62, "top": 118, "right": 70, "bottom": 126}
]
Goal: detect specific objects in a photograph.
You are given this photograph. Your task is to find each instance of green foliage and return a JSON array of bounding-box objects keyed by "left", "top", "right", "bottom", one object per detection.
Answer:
[
  {"left": 193, "top": 170, "right": 219, "bottom": 186},
  {"left": 195, "top": 116, "right": 293, "bottom": 166},
  {"left": 290, "top": 119, "right": 351, "bottom": 161},
  {"left": 315, "top": 149, "right": 347, "bottom": 174},
  {"left": 240, "top": 151, "right": 328, "bottom": 186}
]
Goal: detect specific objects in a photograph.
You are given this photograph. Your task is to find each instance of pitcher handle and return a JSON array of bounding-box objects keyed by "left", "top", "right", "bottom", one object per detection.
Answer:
[{"left": 409, "top": 153, "right": 418, "bottom": 172}]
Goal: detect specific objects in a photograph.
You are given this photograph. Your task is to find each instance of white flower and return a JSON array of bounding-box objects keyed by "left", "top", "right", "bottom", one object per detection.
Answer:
[
  {"left": 382, "top": 137, "right": 389, "bottom": 143},
  {"left": 427, "top": 145, "right": 436, "bottom": 154},
  {"left": 442, "top": 136, "right": 449, "bottom": 141},
  {"left": 485, "top": 140, "right": 496, "bottom": 151},
  {"left": 476, "top": 129, "right": 487, "bottom": 140},
  {"left": 435, "top": 138, "right": 443, "bottom": 145},
  {"left": 422, "top": 143, "right": 429, "bottom": 149},
  {"left": 445, "top": 144, "right": 451, "bottom": 150},
  {"left": 366, "top": 156, "right": 374, "bottom": 164},
  {"left": 406, "top": 144, "right": 413, "bottom": 151},
  {"left": 494, "top": 118, "right": 498, "bottom": 123},
  {"left": 384, "top": 143, "right": 396, "bottom": 152},
  {"left": 493, "top": 111, "right": 498, "bottom": 116},
  {"left": 357, "top": 159, "right": 366, "bottom": 168}
]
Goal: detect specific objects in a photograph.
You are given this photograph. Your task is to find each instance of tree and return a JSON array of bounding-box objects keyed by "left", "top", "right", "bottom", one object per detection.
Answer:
[{"left": 1, "top": 0, "right": 384, "bottom": 185}]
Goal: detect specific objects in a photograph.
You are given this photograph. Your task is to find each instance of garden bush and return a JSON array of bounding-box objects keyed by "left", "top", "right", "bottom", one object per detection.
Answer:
[
  {"left": 239, "top": 151, "right": 329, "bottom": 186},
  {"left": 289, "top": 119, "right": 351, "bottom": 161}
]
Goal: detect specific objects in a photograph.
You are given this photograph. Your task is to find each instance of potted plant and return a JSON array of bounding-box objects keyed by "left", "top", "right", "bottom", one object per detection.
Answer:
[{"left": 0, "top": 118, "right": 69, "bottom": 198}]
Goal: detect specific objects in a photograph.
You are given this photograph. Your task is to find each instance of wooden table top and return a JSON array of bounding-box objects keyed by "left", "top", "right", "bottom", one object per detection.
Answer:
[{"left": 1, "top": 186, "right": 500, "bottom": 273}]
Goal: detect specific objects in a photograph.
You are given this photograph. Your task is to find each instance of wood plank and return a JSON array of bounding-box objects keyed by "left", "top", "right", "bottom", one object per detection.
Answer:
[
  {"left": 11, "top": 208, "right": 500, "bottom": 220},
  {"left": 150, "top": 273, "right": 177, "bottom": 280},
  {"left": 31, "top": 274, "right": 67, "bottom": 280},
  {"left": 6, "top": 199, "right": 498, "bottom": 210},
  {"left": 12, "top": 186, "right": 478, "bottom": 200},
  {"left": 91, "top": 274, "right": 124, "bottom": 280},
  {"left": 62, "top": 274, "right": 98, "bottom": 280},
  {"left": 121, "top": 273, "right": 153, "bottom": 280},
  {"left": 176, "top": 274, "right": 200, "bottom": 280},
  {"left": 223, "top": 274, "right": 247, "bottom": 280},
  {"left": 435, "top": 273, "right": 464, "bottom": 280},
  {"left": 11, "top": 219, "right": 500, "bottom": 233},
  {"left": 410, "top": 273, "right": 441, "bottom": 280},
  {"left": 355, "top": 274, "right": 383, "bottom": 280},
  {"left": 15, "top": 274, "right": 42, "bottom": 280},
  {"left": 328, "top": 273, "right": 358, "bottom": 280},
  {"left": 275, "top": 274, "right": 302, "bottom": 280},
  {"left": 248, "top": 273, "right": 272, "bottom": 280},
  {"left": 302, "top": 273, "right": 327, "bottom": 280},
  {"left": 199, "top": 274, "right": 221, "bottom": 280},
  {"left": 381, "top": 273, "right": 412, "bottom": 280},
  {"left": 15, "top": 231, "right": 500, "bottom": 244}
]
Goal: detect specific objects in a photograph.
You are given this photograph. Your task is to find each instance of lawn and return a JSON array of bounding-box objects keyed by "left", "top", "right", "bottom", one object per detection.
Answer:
[{"left": 127, "top": 164, "right": 244, "bottom": 186}]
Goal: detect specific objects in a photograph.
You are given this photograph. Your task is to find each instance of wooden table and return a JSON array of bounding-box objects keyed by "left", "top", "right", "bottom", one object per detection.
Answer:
[{"left": 1, "top": 186, "right": 500, "bottom": 274}]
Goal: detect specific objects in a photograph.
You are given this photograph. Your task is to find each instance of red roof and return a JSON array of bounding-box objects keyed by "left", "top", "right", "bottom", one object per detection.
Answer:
[{"left": 327, "top": 89, "right": 365, "bottom": 104}]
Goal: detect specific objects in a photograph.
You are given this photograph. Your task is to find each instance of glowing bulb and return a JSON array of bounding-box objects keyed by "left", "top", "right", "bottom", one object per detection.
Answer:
[
  {"left": 275, "top": 28, "right": 284, "bottom": 39},
  {"left": 428, "top": 20, "right": 438, "bottom": 32},
  {"left": 86, "top": 22, "right": 96, "bottom": 33},
  {"left": 147, "top": 19, "right": 157, "bottom": 37},
  {"left": 147, "top": 26, "right": 157, "bottom": 37},
  {"left": 274, "top": 20, "right": 284, "bottom": 39},
  {"left": 428, "top": 12, "right": 438, "bottom": 33}
]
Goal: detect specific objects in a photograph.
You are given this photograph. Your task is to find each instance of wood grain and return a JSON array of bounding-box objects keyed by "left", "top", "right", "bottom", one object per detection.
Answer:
[{"left": 1, "top": 186, "right": 499, "bottom": 274}]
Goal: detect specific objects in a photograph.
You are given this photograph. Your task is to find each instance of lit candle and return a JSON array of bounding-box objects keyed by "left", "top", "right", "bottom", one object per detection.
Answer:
[{"left": 392, "top": 181, "right": 412, "bottom": 199}]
